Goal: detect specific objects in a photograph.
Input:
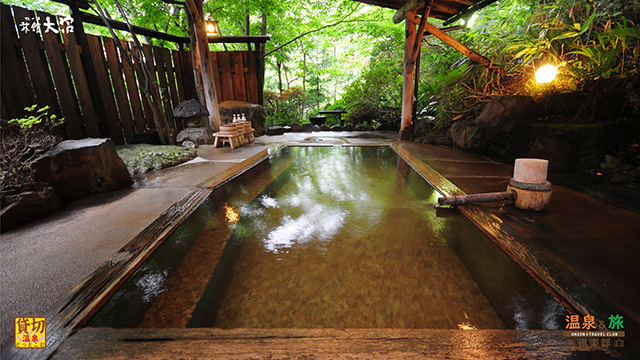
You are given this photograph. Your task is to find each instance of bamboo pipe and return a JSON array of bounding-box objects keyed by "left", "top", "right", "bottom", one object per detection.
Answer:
[{"left": 438, "top": 191, "right": 516, "bottom": 206}]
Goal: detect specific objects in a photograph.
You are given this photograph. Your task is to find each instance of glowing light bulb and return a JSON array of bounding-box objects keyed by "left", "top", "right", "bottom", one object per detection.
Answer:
[
  {"left": 206, "top": 23, "right": 216, "bottom": 34},
  {"left": 466, "top": 14, "right": 479, "bottom": 28},
  {"left": 535, "top": 64, "right": 558, "bottom": 83}
]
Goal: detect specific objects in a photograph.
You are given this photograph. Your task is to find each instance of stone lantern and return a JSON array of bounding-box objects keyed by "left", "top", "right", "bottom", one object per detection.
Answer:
[{"left": 174, "top": 99, "right": 214, "bottom": 146}]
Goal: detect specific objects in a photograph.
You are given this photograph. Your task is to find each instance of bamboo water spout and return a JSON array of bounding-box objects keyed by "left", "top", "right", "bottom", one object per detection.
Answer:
[
  {"left": 437, "top": 158, "right": 553, "bottom": 211},
  {"left": 438, "top": 191, "right": 516, "bottom": 206}
]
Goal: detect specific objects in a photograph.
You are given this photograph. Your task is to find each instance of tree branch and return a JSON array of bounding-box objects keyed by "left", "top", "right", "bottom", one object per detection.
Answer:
[{"left": 264, "top": 5, "right": 372, "bottom": 57}]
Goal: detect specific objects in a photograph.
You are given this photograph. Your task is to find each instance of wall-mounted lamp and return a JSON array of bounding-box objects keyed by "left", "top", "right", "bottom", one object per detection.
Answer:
[
  {"left": 205, "top": 20, "right": 219, "bottom": 36},
  {"left": 535, "top": 64, "right": 558, "bottom": 83}
]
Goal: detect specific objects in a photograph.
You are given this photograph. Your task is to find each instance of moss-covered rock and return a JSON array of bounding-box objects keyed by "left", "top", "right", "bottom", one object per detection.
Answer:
[{"left": 116, "top": 144, "right": 197, "bottom": 175}]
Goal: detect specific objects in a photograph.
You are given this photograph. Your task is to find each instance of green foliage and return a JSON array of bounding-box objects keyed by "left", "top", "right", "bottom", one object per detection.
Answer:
[
  {"left": 264, "top": 87, "right": 307, "bottom": 126},
  {"left": 506, "top": 0, "right": 640, "bottom": 85},
  {"left": 8, "top": 105, "right": 63, "bottom": 130},
  {"left": 410, "top": 0, "right": 639, "bottom": 134},
  {"left": 1, "top": 105, "right": 64, "bottom": 188},
  {"left": 335, "top": 29, "right": 404, "bottom": 129}
]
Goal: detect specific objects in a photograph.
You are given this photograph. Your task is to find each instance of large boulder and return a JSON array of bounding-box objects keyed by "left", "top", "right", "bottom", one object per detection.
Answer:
[
  {"left": 32, "top": 138, "right": 131, "bottom": 201},
  {"left": 504, "top": 120, "right": 638, "bottom": 173},
  {"left": 475, "top": 95, "right": 539, "bottom": 141},
  {"left": 266, "top": 126, "right": 285, "bottom": 136},
  {"left": 302, "top": 123, "right": 313, "bottom": 132},
  {"left": 218, "top": 100, "right": 267, "bottom": 135},
  {"left": 176, "top": 127, "right": 213, "bottom": 145},
  {"left": 1, "top": 182, "right": 62, "bottom": 232},
  {"left": 539, "top": 92, "right": 585, "bottom": 117},
  {"left": 451, "top": 120, "right": 485, "bottom": 151},
  {"left": 290, "top": 122, "right": 303, "bottom": 132}
]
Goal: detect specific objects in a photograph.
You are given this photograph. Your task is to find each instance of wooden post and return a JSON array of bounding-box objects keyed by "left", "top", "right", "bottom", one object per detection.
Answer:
[
  {"left": 400, "top": 9, "right": 417, "bottom": 140},
  {"left": 414, "top": 45, "right": 420, "bottom": 106},
  {"left": 185, "top": 9, "right": 205, "bottom": 104},
  {"left": 255, "top": 41, "right": 264, "bottom": 105},
  {"left": 185, "top": 0, "right": 221, "bottom": 132}
]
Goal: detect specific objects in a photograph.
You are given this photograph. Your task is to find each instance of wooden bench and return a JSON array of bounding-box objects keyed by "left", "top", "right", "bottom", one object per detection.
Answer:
[
  {"left": 213, "top": 122, "right": 256, "bottom": 149},
  {"left": 212, "top": 133, "right": 243, "bottom": 149}
]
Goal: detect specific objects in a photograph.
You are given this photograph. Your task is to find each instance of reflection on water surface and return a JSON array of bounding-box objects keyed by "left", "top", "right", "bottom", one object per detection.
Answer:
[{"left": 89, "top": 147, "right": 566, "bottom": 330}]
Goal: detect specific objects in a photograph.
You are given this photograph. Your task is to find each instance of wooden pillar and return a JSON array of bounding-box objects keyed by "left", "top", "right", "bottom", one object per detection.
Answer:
[
  {"left": 400, "top": 9, "right": 417, "bottom": 140},
  {"left": 185, "top": 0, "right": 221, "bottom": 132},
  {"left": 414, "top": 45, "right": 420, "bottom": 106},
  {"left": 254, "top": 41, "right": 264, "bottom": 105},
  {"left": 186, "top": 10, "right": 205, "bottom": 104}
]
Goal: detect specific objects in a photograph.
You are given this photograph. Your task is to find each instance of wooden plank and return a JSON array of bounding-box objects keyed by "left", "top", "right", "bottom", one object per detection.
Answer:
[
  {"left": 79, "top": 11, "right": 190, "bottom": 44},
  {"left": 172, "top": 50, "right": 188, "bottom": 103},
  {"left": 163, "top": 48, "right": 179, "bottom": 108},
  {"left": 52, "top": 328, "right": 593, "bottom": 360},
  {"left": 142, "top": 43, "right": 165, "bottom": 134},
  {"left": 153, "top": 46, "right": 172, "bottom": 125},
  {"left": 61, "top": 19, "right": 101, "bottom": 137},
  {"left": 231, "top": 52, "right": 247, "bottom": 101},
  {"left": 39, "top": 11, "right": 85, "bottom": 139},
  {"left": 243, "top": 50, "right": 258, "bottom": 103},
  {"left": 218, "top": 52, "right": 234, "bottom": 102},
  {"left": 1, "top": 5, "right": 37, "bottom": 118},
  {"left": 86, "top": 35, "right": 124, "bottom": 143},
  {"left": 12, "top": 7, "right": 62, "bottom": 119},
  {"left": 182, "top": 50, "right": 198, "bottom": 101},
  {"left": 210, "top": 51, "right": 222, "bottom": 102},
  {"left": 104, "top": 37, "right": 135, "bottom": 141},
  {"left": 132, "top": 45, "right": 155, "bottom": 130},
  {"left": 120, "top": 40, "right": 147, "bottom": 133},
  {"left": 163, "top": 48, "right": 181, "bottom": 130},
  {"left": 206, "top": 35, "right": 270, "bottom": 43}
]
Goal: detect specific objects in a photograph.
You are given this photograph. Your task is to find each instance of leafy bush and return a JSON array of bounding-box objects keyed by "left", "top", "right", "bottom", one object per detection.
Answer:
[
  {"left": 336, "top": 34, "right": 404, "bottom": 129},
  {"left": 264, "top": 87, "right": 307, "bottom": 126},
  {"left": 409, "top": 0, "right": 639, "bottom": 135},
  {"left": 1, "top": 105, "right": 63, "bottom": 189}
]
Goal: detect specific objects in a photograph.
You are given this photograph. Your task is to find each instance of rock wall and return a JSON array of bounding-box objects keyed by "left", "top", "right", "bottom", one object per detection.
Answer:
[{"left": 445, "top": 79, "right": 640, "bottom": 174}]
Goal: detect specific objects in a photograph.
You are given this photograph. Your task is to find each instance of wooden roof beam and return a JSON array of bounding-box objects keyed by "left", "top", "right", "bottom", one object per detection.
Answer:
[
  {"left": 393, "top": 0, "right": 424, "bottom": 24},
  {"left": 407, "top": 12, "right": 490, "bottom": 65},
  {"left": 442, "top": 0, "right": 498, "bottom": 26}
]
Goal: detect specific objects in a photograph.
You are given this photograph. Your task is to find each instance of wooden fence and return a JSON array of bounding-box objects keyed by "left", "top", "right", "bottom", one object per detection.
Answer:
[{"left": 0, "top": 4, "right": 262, "bottom": 144}]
